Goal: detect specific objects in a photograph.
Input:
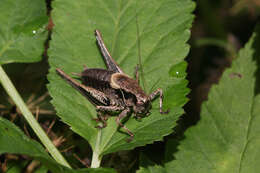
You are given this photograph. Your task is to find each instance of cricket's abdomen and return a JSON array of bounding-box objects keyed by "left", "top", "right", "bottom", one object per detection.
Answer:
[
  {"left": 80, "top": 68, "right": 124, "bottom": 106},
  {"left": 81, "top": 68, "right": 114, "bottom": 89}
]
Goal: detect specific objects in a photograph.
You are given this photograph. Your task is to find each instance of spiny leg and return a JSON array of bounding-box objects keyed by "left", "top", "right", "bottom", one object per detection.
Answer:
[
  {"left": 149, "top": 88, "right": 169, "bottom": 114},
  {"left": 96, "top": 105, "right": 124, "bottom": 112},
  {"left": 115, "top": 108, "right": 134, "bottom": 141},
  {"left": 95, "top": 30, "right": 123, "bottom": 73},
  {"left": 56, "top": 68, "right": 110, "bottom": 106},
  {"left": 94, "top": 105, "right": 124, "bottom": 128}
]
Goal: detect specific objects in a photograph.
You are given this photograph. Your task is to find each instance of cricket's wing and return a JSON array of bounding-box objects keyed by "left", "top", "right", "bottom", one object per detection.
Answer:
[
  {"left": 111, "top": 73, "right": 148, "bottom": 99},
  {"left": 56, "top": 68, "right": 110, "bottom": 106},
  {"left": 95, "top": 30, "right": 124, "bottom": 73}
]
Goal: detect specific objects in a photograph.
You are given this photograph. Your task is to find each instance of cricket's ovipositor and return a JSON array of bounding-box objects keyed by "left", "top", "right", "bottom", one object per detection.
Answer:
[{"left": 56, "top": 30, "right": 169, "bottom": 141}]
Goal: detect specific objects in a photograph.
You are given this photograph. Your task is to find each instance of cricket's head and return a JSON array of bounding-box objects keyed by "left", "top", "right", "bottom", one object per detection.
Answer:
[{"left": 133, "top": 96, "right": 151, "bottom": 117}]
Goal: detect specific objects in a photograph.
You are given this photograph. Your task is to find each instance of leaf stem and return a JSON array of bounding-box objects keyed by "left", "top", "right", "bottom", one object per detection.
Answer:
[
  {"left": 91, "top": 129, "right": 102, "bottom": 168},
  {"left": 0, "top": 65, "right": 71, "bottom": 168}
]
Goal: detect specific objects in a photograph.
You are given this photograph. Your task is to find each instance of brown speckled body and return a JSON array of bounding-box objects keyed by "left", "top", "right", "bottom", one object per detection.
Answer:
[{"left": 56, "top": 30, "right": 169, "bottom": 140}]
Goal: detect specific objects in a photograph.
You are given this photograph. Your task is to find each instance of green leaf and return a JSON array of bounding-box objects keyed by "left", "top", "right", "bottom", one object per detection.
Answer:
[
  {"left": 0, "top": 117, "right": 116, "bottom": 173},
  {"left": 48, "top": 0, "right": 195, "bottom": 158},
  {"left": 0, "top": 0, "right": 48, "bottom": 64},
  {"left": 165, "top": 24, "right": 260, "bottom": 172}
]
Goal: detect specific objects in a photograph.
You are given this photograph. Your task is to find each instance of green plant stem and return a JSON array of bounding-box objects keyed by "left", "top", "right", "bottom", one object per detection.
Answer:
[
  {"left": 0, "top": 65, "right": 71, "bottom": 168},
  {"left": 91, "top": 129, "right": 102, "bottom": 168}
]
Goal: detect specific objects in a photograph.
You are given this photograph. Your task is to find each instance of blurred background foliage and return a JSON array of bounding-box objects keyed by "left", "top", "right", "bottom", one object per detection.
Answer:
[{"left": 0, "top": 0, "right": 260, "bottom": 172}]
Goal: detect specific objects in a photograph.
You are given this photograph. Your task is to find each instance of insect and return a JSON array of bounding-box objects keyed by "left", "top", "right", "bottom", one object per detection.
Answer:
[{"left": 56, "top": 30, "right": 169, "bottom": 141}]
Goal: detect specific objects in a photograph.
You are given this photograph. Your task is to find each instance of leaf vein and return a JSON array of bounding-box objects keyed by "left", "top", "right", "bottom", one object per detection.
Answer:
[
  {"left": 204, "top": 103, "right": 229, "bottom": 144},
  {"left": 238, "top": 96, "right": 255, "bottom": 172},
  {"left": 96, "top": 0, "right": 116, "bottom": 23}
]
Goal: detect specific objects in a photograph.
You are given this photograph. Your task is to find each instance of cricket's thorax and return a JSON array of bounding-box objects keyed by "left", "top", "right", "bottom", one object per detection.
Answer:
[{"left": 111, "top": 73, "right": 148, "bottom": 103}]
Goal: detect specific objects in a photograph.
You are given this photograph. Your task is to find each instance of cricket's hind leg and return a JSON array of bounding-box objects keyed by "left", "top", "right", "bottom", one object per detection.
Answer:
[{"left": 95, "top": 30, "right": 123, "bottom": 73}]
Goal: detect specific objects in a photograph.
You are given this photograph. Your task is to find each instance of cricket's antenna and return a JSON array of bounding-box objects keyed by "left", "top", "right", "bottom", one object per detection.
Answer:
[{"left": 135, "top": 9, "right": 147, "bottom": 92}]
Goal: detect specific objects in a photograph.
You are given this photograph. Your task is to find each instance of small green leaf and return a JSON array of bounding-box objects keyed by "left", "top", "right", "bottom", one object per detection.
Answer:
[
  {"left": 165, "top": 24, "right": 260, "bottom": 172},
  {"left": 0, "top": 117, "right": 116, "bottom": 173},
  {"left": 0, "top": 0, "right": 48, "bottom": 64},
  {"left": 48, "top": 0, "right": 195, "bottom": 159},
  {"left": 0, "top": 117, "right": 67, "bottom": 172}
]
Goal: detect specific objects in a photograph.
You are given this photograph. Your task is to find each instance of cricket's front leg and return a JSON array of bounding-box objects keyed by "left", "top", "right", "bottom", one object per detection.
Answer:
[
  {"left": 93, "top": 112, "right": 109, "bottom": 128},
  {"left": 149, "top": 88, "right": 170, "bottom": 114},
  {"left": 115, "top": 108, "right": 133, "bottom": 142},
  {"left": 94, "top": 105, "right": 124, "bottom": 128}
]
